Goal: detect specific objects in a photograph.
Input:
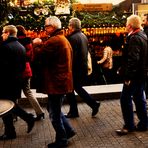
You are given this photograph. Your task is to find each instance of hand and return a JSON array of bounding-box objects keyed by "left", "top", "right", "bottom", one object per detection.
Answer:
[
  {"left": 97, "top": 61, "right": 101, "bottom": 64},
  {"left": 124, "top": 80, "right": 131, "bottom": 86},
  {"left": 33, "top": 38, "right": 42, "bottom": 45}
]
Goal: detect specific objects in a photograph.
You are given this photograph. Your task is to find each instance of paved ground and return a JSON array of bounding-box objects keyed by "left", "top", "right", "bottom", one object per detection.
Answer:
[{"left": 0, "top": 99, "right": 148, "bottom": 148}]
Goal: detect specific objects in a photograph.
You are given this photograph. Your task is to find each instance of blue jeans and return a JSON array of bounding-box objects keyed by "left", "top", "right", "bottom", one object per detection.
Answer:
[
  {"left": 47, "top": 94, "right": 74, "bottom": 143},
  {"left": 120, "top": 80, "right": 148, "bottom": 130}
]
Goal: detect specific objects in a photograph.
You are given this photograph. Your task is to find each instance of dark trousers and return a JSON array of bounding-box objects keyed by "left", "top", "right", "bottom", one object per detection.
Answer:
[
  {"left": 66, "top": 91, "right": 78, "bottom": 115},
  {"left": 145, "top": 78, "right": 148, "bottom": 98},
  {"left": 67, "top": 81, "right": 98, "bottom": 114},
  {"left": 2, "top": 104, "right": 33, "bottom": 136},
  {"left": 47, "top": 94, "right": 74, "bottom": 143},
  {"left": 75, "top": 84, "right": 97, "bottom": 108},
  {"left": 120, "top": 80, "right": 148, "bottom": 130}
]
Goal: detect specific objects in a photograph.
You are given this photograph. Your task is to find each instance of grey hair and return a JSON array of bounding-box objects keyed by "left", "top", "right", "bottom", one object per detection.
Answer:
[
  {"left": 46, "top": 16, "right": 61, "bottom": 29},
  {"left": 126, "top": 14, "right": 142, "bottom": 29},
  {"left": 69, "top": 17, "right": 81, "bottom": 30}
]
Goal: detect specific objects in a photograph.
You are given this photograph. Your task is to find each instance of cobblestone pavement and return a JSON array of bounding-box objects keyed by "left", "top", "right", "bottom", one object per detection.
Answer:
[{"left": 0, "top": 99, "right": 148, "bottom": 148}]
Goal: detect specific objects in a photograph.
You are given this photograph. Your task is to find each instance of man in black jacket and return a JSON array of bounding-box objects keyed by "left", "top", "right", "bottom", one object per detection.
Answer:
[
  {"left": 0, "top": 25, "right": 35, "bottom": 140},
  {"left": 116, "top": 15, "right": 148, "bottom": 135},
  {"left": 65, "top": 18, "right": 100, "bottom": 118}
]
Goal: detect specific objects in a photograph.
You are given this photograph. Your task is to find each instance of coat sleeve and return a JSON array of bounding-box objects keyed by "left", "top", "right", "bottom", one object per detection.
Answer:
[
  {"left": 97, "top": 47, "right": 108, "bottom": 64},
  {"left": 124, "top": 36, "right": 141, "bottom": 80}
]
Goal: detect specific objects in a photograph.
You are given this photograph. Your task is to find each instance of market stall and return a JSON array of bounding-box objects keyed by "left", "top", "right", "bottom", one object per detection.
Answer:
[{"left": 0, "top": 0, "right": 133, "bottom": 86}]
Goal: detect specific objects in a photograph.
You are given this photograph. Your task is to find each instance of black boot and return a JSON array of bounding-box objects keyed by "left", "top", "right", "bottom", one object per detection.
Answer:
[
  {"left": 0, "top": 134, "right": 16, "bottom": 140},
  {"left": 26, "top": 113, "right": 35, "bottom": 133},
  {"left": 92, "top": 102, "right": 101, "bottom": 117},
  {"left": 12, "top": 105, "right": 35, "bottom": 133},
  {"left": 1, "top": 113, "right": 17, "bottom": 140},
  {"left": 65, "top": 112, "right": 79, "bottom": 118}
]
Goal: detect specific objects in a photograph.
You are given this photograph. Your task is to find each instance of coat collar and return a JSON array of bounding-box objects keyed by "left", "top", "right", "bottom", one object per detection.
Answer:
[
  {"left": 50, "top": 29, "right": 63, "bottom": 37},
  {"left": 68, "top": 29, "right": 81, "bottom": 37},
  {"left": 130, "top": 28, "right": 141, "bottom": 35},
  {"left": 2, "top": 36, "right": 18, "bottom": 45}
]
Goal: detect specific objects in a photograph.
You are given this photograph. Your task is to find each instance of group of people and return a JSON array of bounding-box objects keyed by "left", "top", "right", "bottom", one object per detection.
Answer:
[
  {"left": 0, "top": 13, "right": 148, "bottom": 148},
  {"left": 0, "top": 16, "right": 100, "bottom": 147},
  {"left": 0, "top": 25, "right": 35, "bottom": 140},
  {"left": 0, "top": 23, "right": 46, "bottom": 140}
]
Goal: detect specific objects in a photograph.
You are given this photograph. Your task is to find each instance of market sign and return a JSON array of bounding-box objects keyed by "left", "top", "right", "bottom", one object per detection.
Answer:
[{"left": 72, "top": 3, "right": 113, "bottom": 12}]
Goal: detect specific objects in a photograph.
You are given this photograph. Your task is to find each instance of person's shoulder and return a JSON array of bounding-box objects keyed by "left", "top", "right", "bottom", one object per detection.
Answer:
[
  {"left": 68, "top": 33, "right": 77, "bottom": 41},
  {"left": 135, "top": 30, "right": 147, "bottom": 41},
  {"left": 19, "top": 36, "right": 32, "bottom": 45},
  {"left": 24, "top": 37, "right": 32, "bottom": 43}
]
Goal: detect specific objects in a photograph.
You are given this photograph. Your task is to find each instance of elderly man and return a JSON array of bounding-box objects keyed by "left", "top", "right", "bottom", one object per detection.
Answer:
[
  {"left": 33, "top": 16, "right": 76, "bottom": 148},
  {"left": 0, "top": 25, "right": 35, "bottom": 140},
  {"left": 65, "top": 17, "right": 100, "bottom": 118},
  {"left": 116, "top": 15, "right": 148, "bottom": 135}
]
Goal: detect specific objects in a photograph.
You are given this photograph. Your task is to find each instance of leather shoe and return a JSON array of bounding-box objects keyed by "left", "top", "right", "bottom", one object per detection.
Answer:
[
  {"left": 67, "top": 130, "right": 76, "bottom": 139},
  {"left": 35, "top": 113, "right": 45, "bottom": 121},
  {"left": 48, "top": 141, "right": 68, "bottom": 148},
  {"left": 116, "top": 128, "right": 133, "bottom": 136},
  {"left": 65, "top": 113, "right": 79, "bottom": 118},
  {"left": 92, "top": 102, "right": 100, "bottom": 117},
  {"left": 0, "top": 134, "right": 16, "bottom": 140}
]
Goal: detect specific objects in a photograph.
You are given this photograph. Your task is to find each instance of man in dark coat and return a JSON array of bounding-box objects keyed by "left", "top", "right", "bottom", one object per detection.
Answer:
[
  {"left": 65, "top": 18, "right": 100, "bottom": 118},
  {"left": 0, "top": 25, "right": 35, "bottom": 140},
  {"left": 116, "top": 15, "right": 148, "bottom": 135}
]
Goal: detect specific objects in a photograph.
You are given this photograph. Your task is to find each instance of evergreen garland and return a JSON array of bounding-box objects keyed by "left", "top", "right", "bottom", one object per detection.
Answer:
[{"left": 1, "top": 2, "right": 130, "bottom": 30}]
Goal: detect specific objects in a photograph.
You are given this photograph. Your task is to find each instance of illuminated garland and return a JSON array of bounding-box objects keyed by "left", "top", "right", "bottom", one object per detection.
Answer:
[{"left": 1, "top": 2, "right": 130, "bottom": 31}]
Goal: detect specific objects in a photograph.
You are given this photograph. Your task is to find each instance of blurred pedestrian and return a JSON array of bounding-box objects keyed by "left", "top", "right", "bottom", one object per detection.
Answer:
[
  {"left": 16, "top": 25, "right": 44, "bottom": 121},
  {"left": 65, "top": 17, "right": 100, "bottom": 118},
  {"left": 33, "top": 16, "right": 76, "bottom": 148},
  {"left": 116, "top": 15, "right": 148, "bottom": 135},
  {"left": 0, "top": 25, "right": 35, "bottom": 140},
  {"left": 142, "top": 13, "right": 148, "bottom": 36},
  {"left": 97, "top": 41, "right": 113, "bottom": 84},
  {"left": 142, "top": 14, "right": 148, "bottom": 100}
]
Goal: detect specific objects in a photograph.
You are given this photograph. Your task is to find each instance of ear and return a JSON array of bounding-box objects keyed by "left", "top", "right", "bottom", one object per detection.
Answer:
[{"left": 6, "top": 32, "right": 10, "bottom": 36}]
